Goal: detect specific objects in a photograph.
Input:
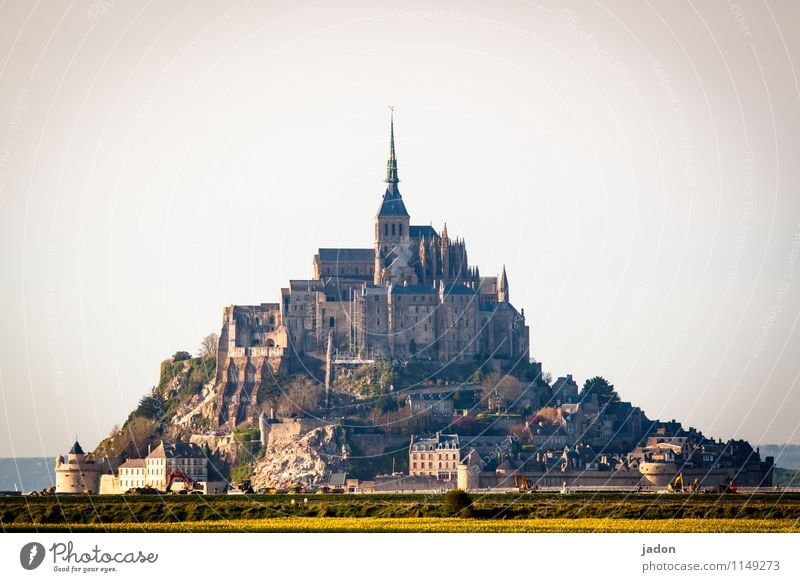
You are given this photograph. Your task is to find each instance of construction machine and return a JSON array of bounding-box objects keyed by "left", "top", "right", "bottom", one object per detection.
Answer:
[
  {"left": 227, "top": 479, "right": 254, "bottom": 495},
  {"left": 708, "top": 477, "right": 738, "bottom": 494},
  {"left": 514, "top": 474, "right": 529, "bottom": 492},
  {"left": 667, "top": 473, "right": 699, "bottom": 492},
  {"left": 166, "top": 470, "right": 194, "bottom": 494},
  {"left": 667, "top": 473, "right": 702, "bottom": 493}
]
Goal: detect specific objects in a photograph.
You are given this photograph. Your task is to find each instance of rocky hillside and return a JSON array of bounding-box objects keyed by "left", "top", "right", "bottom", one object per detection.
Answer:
[
  {"left": 92, "top": 347, "right": 543, "bottom": 487},
  {"left": 250, "top": 423, "right": 346, "bottom": 490}
]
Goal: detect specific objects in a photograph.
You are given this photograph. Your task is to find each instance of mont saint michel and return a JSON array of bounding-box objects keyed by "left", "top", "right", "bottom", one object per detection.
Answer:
[
  {"left": 31, "top": 114, "right": 764, "bottom": 500},
  {"left": 214, "top": 113, "right": 530, "bottom": 427}
]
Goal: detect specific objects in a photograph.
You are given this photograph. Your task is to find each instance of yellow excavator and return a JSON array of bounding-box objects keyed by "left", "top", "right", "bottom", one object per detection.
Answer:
[
  {"left": 666, "top": 473, "right": 700, "bottom": 493},
  {"left": 514, "top": 474, "right": 529, "bottom": 492}
]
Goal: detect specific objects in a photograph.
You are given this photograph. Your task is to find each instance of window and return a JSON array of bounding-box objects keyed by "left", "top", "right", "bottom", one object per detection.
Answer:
[
  {"left": 329, "top": 317, "right": 334, "bottom": 328},
  {"left": 399, "top": 224, "right": 403, "bottom": 236},
  {"left": 391, "top": 224, "right": 396, "bottom": 236},
  {"left": 384, "top": 224, "right": 388, "bottom": 236}
]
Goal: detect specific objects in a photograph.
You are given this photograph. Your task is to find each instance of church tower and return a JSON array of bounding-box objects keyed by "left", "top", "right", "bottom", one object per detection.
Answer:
[{"left": 374, "top": 108, "right": 415, "bottom": 285}]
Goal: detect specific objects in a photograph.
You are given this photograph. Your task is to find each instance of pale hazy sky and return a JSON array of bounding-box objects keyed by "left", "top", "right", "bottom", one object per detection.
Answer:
[{"left": 1, "top": 1, "right": 799, "bottom": 456}]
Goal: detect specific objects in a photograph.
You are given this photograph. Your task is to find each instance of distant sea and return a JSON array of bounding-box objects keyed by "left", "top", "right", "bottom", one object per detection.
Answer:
[
  {"left": 0, "top": 458, "right": 56, "bottom": 492},
  {"left": 758, "top": 444, "right": 800, "bottom": 470}
]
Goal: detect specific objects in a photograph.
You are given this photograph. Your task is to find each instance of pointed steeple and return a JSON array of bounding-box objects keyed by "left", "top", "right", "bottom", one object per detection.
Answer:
[
  {"left": 498, "top": 265, "right": 509, "bottom": 302},
  {"left": 385, "top": 106, "right": 399, "bottom": 185},
  {"left": 377, "top": 106, "right": 408, "bottom": 217}
]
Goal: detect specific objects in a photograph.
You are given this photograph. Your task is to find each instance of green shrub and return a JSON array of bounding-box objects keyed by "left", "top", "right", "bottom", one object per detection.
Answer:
[{"left": 443, "top": 489, "right": 473, "bottom": 517}]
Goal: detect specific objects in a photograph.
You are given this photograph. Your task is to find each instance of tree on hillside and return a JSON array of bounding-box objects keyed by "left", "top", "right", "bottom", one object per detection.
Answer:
[
  {"left": 580, "top": 376, "right": 620, "bottom": 407},
  {"left": 277, "top": 376, "right": 322, "bottom": 417},
  {"left": 199, "top": 333, "right": 219, "bottom": 360},
  {"left": 173, "top": 351, "right": 191, "bottom": 362},
  {"left": 480, "top": 373, "right": 523, "bottom": 412},
  {"left": 529, "top": 406, "right": 560, "bottom": 425}
]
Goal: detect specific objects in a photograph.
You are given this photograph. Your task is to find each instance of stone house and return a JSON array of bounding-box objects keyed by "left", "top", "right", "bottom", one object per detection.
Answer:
[
  {"left": 117, "top": 458, "right": 146, "bottom": 492},
  {"left": 409, "top": 433, "right": 460, "bottom": 480},
  {"left": 406, "top": 393, "right": 454, "bottom": 417},
  {"left": 145, "top": 441, "right": 207, "bottom": 490}
]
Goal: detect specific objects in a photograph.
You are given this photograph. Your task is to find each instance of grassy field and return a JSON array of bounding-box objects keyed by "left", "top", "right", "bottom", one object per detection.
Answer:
[
  {"left": 4, "top": 517, "right": 800, "bottom": 533},
  {"left": 3, "top": 492, "right": 800, "bottom": 533}
]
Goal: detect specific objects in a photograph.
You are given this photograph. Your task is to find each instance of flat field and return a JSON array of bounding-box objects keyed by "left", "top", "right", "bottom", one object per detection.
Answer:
[{"left": 2, "top": 492, "right": 799, "bottom": 533}]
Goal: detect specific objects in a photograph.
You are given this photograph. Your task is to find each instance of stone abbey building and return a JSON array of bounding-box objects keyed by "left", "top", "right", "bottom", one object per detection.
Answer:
[{"left": 215, "top": 116, "right": 530, "bottom": 425}]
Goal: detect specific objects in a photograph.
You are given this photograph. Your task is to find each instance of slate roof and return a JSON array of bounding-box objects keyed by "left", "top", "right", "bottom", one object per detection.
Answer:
[
  {"left": 442, "top": 283, "right": 477, "bottom": 296},
  {"left": 411, "top": 433, "right": 459, "bottom": 451},
  {"left": 390, "top": 283, "right": 437, "bottom": 295},
  {"left": 69, "top": 441, "right": 84, "bottom": 455},
  {"left": 377, "top": 186, "right": 409, "bottom": 217},
  {"left": 119, "top": 459, "right": 146, "bottom": 468},
  {"left": 317, "top": 248, "right": 374, "bottom": 262},
  {"left": 329, "top": 472, "right": 347, "bottom": 487},
  {"left": 409, "top": 225, "right": 438, "bottom": 239},
  {"left": 147, "top": 441, "right": 205, "bottom": 459}
]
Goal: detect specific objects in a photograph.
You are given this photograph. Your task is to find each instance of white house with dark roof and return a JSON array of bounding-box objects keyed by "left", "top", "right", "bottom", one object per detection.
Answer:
[
  {"left": 117, "top": 458, "right": 146, "bottom": 491},
  {"left": 145, "top": 440, "right": 207, "bottom": 490},
  {"left": 409, "top": 433, "right": 460, "bottom": 480}
]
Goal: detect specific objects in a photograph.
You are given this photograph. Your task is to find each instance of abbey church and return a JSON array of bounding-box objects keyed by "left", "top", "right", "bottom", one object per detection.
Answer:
[{"left": 215, "top": 115, "right": 530, "bottom": 425}]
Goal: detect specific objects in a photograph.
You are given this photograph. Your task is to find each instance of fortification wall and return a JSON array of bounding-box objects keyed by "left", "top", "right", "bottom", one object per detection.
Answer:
[
  {"left": 372, "top": 474, "right": 456, "bottom": 492},
  {"left": 459, "top": 469, "right": 644, "bottom": 491}
]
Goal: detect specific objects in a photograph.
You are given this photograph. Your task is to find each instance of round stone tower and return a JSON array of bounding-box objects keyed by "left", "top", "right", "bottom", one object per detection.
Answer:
[{"left": 54, "top": 439, "right": 102, "bottom": 494}]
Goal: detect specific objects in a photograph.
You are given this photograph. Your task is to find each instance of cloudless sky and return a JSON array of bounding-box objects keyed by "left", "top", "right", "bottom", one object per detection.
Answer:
[{"left": 1, "top": 0, "right": 799, "bottom": 456}]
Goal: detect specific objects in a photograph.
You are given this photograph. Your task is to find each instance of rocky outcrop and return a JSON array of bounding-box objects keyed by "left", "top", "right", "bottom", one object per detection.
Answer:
[{"left": 250, "top": 424, "right": 345, "bottom": 489}]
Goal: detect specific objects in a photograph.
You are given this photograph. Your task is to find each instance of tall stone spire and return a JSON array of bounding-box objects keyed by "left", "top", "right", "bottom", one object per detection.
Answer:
[
  {"left": 377, "top": 106, "right": 408, "bottom": 217},
  {"left": 385, "top": 106, "right": 399, "bottom": 185},
  {"left": 498, "top": 265, "right": 509, "bottom": 302}
]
